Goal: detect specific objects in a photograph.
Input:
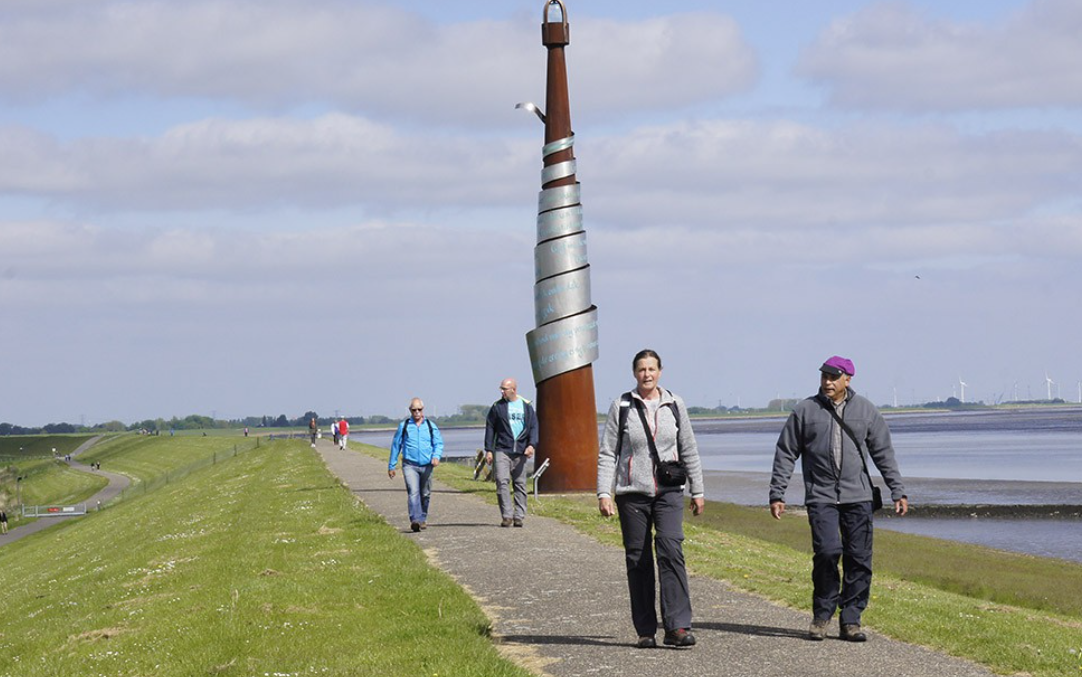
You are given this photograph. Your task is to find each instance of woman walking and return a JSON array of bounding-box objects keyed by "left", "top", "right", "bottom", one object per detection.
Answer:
[{"left": 597, "top": 349, "right": 705, "bottom": 648}]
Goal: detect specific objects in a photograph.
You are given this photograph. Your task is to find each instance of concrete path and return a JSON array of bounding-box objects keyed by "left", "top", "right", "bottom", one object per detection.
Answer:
[
  {"left": 317, "top": 440, "right": 995, "bottom": 677},
  {"left": 0, "top": 435, "right": 131, "bottom": 546}
]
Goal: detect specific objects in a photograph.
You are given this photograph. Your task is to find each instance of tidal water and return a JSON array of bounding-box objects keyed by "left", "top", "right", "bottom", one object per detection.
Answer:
[{"left": 352, "top": 407, "right": 1082, "bottom": 562}]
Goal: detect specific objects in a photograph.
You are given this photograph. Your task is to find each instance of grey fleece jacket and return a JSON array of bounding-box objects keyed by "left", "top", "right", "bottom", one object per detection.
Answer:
[
  {"left": 597, "top": 387, "right": 705, "bottom": 499},
  {"left": 769, "top": 388, "right": 906, "bottom": 506}
]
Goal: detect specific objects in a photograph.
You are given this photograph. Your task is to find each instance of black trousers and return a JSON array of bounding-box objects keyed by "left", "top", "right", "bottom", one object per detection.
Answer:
[
  {"left": 806, "top": 501, "right": 874, "bottom": 625},
  {"left": 616, "top": 490, "right": 692, "bottom": 637}
]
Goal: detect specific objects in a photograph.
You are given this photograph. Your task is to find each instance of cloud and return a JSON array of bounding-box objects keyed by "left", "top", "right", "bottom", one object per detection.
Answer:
[
  {"left": 798, "top": 0, "right": 1082, "bottom": 111},
  {"left": 0, "top": 1, "right": 757, "bottom": 126},
  {"left": 4, "top": 115, "right": 1080, "bottom": 231}
]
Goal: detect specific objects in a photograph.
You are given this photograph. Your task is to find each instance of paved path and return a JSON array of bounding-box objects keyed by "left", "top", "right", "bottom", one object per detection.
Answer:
[
  {"left": 317, "top": 441, "right": 994, "bottom": 677},
  {"left": 0, "top": 436, "right": 131, "bottom": 546}
]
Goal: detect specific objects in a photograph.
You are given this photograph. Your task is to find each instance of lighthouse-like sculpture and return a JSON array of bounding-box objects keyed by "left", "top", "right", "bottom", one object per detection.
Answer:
[{"left": 521, "top": 0, "right": 599, "bottom": 492}]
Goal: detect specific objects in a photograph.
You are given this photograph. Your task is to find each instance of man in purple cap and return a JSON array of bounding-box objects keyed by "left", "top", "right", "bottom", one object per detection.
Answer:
[{"left": 769, "top": 355, "right": 908, "bottom": 642}]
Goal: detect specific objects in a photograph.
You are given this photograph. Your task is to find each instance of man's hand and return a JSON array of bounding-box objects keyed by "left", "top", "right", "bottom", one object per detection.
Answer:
[
  {"left": 485, "top": 451, "right": 494, "bottom": 464},
  {"left": 895, "top": 497, "right": 909, "bottom": 516},
  {"left": 524, "top": 445, "right": 535, "bottom": 458},
  {"left": 431, "top": 458, "right": 440, "bottom": 467},
  {"left": 770, "top": 500, "right": 785, "bottom": 520},
  {"left": 598, "top": 496, "right": 616, "bottom": 517},
  {"left": 690, "top": 497, "right": 705, "bottom": 516},
  {"left": 387, "top": 469, "right": 396, "bottom": 479}
]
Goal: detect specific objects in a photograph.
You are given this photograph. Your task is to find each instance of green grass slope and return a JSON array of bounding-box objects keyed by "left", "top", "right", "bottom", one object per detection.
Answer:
[{"left": 0, "top": 440, "right": 530, "bottom": 677}]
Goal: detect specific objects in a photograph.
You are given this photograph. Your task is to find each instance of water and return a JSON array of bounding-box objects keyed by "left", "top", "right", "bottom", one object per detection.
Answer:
[{"left": 352, "top": 407, "right": 1082, "bottom": 562}]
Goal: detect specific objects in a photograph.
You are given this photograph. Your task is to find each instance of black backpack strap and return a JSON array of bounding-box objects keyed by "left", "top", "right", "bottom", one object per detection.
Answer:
[{"left": 613, "top": 392, "right": 632, "bottom": 459}]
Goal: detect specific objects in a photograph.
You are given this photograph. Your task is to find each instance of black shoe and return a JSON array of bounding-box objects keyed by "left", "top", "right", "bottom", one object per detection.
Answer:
[
  {"left": 513, "top": 518, "right": 523, "bottom": 527},
  {"left": 663, "top": 628, "right": 696, "bottom": 647},
  {"left": 636, "top": 636, "right": 656, "bottom": 649},
  {"left": 500, "top": 518, "right": 513, "bottom": 528},
  {"left": 840, "top": 624, "right": 867, "bottom": 642},
  {"left": 410, "top": 522, "right": 421, "bottom": 532},
  {"left": 808, "top": 618, "right": 829, "bottom": 641}
]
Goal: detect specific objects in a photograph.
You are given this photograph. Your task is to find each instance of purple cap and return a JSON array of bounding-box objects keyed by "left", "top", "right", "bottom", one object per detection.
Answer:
[{"left": 820, "top": 355, "right": 855, "bottom": 377}]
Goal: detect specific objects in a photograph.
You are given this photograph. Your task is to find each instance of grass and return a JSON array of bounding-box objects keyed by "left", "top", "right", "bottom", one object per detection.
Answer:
[
  {"left": 79, "top": 433, "right": 255, "bottom": 484},
  {"left": 416, "top": 449, "right": 1082, "bottom": 677},
  {"left": 0, "top": 436, "right": 110, "bottom": 528},
  {"left": 0, "top": 439, "right": 532, "bottom": 677}
]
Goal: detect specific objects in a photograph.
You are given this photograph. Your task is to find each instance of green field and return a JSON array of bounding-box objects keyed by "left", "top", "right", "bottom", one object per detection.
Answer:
[{"left": 0, "top": 439, "right": 530, "bottom": 677}]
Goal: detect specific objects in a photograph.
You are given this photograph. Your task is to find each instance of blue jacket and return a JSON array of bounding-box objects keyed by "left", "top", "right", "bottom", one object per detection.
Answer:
[
  {"left": 484, "top": 398, "right": 538, "bottom": 454},
  {"left": 770, "top": 388, "right": 906, "bottom": 505},
  {"left": 389, "top": 418, "right": 444, "bottom": 469}
]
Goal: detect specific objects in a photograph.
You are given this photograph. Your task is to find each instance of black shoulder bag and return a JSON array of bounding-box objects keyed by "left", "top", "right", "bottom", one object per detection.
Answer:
[
  {"left": 824, "top": 405, "right": 884, "bottom": 511},
  {"left": 634, "top": 397, "right": 687, "bottom": 487}
]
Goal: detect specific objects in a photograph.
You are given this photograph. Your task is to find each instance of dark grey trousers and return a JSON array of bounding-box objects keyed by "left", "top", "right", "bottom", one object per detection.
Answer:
[{"left": 616, "top": 490, "right": 692, "bottom": 637}]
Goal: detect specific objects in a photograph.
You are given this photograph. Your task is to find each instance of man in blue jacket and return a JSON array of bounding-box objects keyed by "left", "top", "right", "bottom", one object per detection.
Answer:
[
  {"left": 770, "top": 356, "right": 908, "bottom": 642},
  {"left": 484, "top": 378, "right": 539, "bottom": 528},
  {"left": 389, "top": 398, "right": 444, "bottom": 533}
]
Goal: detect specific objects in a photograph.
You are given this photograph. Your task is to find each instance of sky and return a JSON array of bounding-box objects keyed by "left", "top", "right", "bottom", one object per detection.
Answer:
[{"left": 2, "top": 0, "right": 1081, "bottom": 427}]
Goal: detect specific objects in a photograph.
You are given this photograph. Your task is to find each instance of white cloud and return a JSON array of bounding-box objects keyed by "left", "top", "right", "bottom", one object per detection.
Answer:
[
  {"left": 0, "top": 1, "right": 756, "bottom": 126},
  {"left": 798, "top": 0, "right": 1082, "bottom": 111}
]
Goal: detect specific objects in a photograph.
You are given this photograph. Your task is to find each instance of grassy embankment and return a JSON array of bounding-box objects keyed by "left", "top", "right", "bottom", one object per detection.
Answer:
[
  {"left": 0, "top": 437, "right": 531, "bottom": 677},
  {"left": 0, "top": 436, "right": 110, "bottom": 528},
  {"left": 414, "top": 447, "right": 1082, "bottom": 677}
]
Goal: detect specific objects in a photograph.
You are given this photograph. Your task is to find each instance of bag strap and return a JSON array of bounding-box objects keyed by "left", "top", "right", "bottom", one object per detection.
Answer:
[
  {"left": 614, "top": 389, "right": 682, "bottom": 464},
  {"left": 822, "top": 401, "right": 874, "bottom": 481}
]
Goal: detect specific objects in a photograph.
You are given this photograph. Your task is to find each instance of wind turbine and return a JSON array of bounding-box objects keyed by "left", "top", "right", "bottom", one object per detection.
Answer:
[
  {"left": 1045, "top": 373, "right": 1054, "bottom": 401},
  {"left": 958, "top": 377, "right": 967, "bottom": 404}
]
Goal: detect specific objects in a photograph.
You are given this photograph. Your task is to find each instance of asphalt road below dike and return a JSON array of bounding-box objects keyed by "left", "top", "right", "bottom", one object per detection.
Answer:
[
  {"left": 0, "top": 435, "right": 131, "bottom": 547},
  {"left": 317, "top": 440, "right": 995, "bottom": 677}
]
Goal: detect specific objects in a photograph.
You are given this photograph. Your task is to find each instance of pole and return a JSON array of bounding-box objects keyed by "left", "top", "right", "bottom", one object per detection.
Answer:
[{"left": 523, "top": 0, "right": 599, "bottom": 492}]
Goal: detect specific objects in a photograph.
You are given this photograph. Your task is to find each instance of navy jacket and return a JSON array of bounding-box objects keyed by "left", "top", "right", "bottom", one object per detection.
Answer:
[{"left": 484, "top": 398, "right": 539, "bottom": 455}]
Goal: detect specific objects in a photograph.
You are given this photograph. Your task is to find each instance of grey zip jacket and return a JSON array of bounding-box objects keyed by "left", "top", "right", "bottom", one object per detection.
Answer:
[
  {"left": 770, "top": 388, "right": 906, "bottom": 505},
  {"left": 597, "top": 387, "right": 705, "bottom": 499}
]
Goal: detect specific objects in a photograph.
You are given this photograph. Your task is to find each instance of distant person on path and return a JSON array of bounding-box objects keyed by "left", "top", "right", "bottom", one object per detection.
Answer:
[
  {"left": 484, "top": 378, "right": 538, "bottom": 528},
  {"left": 337, "top": 417, "right": 349, "bottom": 450},
  {"left": 309, "top": 417, "right": 318, "bottom": 448},
  {"left": 597, "top": 349, "right": 704, "bottom": 649},
  {"left": 388, "top": 399, "right": 444, "bottom": 532},
  {"left": 331, "top": 419, "right": 340, "bottom": 447},
  {"left": 1, "top": 509, "right": 8, "bottom": 534},
  {"left": 769, "top": 355, "right": 909, "bottom": 642}
]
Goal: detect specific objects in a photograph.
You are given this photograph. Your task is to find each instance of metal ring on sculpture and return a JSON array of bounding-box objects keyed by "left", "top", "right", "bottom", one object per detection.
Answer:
[
  {"left": 535, "top": 232, "right": 588, "bottom": 281},
  {"left": 536, "top": 205, "right": 583, "bottom": 241},
  {"left": 533, "top": 267, "right": 592, "bottom": 326},
  {"left": 538, "top": 183, "right": 581, "bottom": 213},
  {"left": 526, "top": 307, "right": 599, "bottom": 383}
]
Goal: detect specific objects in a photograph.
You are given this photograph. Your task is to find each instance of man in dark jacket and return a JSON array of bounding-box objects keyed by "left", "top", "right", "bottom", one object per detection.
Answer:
[
  {"left": 484, "top": 378, "right": 539, "bottom": 527},
  {"left": 769, "top": 355, "right": 908, "bottom": 643}
]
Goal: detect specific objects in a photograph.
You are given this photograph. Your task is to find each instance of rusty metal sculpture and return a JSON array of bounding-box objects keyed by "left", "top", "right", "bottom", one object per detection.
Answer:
[{"left": 519, "top": 0, "right": 599, "bottom": 492}]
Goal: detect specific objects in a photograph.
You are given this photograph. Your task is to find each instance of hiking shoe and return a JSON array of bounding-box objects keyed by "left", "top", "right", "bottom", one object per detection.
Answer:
[
  {"left": 808, "top": 618, "right": 830, "bottom": 641},
  {"left": 663, "top": 628, "right": 696, "bottom": 647},
  {"left": 840, "top": 624, "right": 867, "bottom": 642},
  {"left": 419, "top": 522, "right": 427, "bottom": 530},
  {"left": 500, "top": 518, "right": 513, "bottom": 528},
  {"left": 410, "top": 522, "right": 421, "bottom": 533},
  {"left": 636, "top": 636, "right": 657, "bottom": 649},
  {"left": 513, "top": 518, "right": 523, "bottom": 527}
]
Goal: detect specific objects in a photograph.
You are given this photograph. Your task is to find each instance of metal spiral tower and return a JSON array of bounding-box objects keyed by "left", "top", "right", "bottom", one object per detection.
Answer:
[{"left": 520, "top": 0, "right": 599, "bottom": 492}]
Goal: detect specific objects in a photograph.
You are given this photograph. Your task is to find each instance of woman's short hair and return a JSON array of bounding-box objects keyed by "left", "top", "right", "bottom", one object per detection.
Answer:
[{"left": 632, "top": 348, "right": 662, "bottom": 370}]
